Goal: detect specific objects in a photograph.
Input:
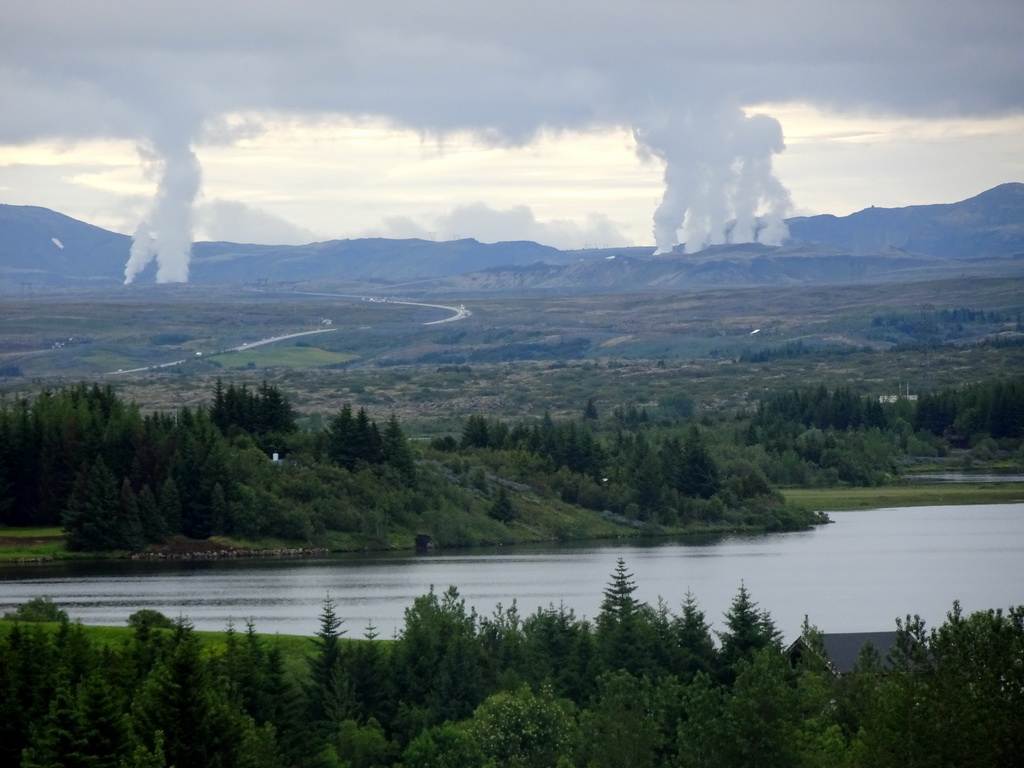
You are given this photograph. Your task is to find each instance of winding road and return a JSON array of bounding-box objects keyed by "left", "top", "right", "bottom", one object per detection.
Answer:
[{"left": 107, "top": 295, "right": 469, "bottom": 375}]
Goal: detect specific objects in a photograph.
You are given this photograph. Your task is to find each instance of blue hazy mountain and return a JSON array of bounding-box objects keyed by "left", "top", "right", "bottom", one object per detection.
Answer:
[{"left": 1, "top": 183, "right": 1021, "bottom": 291}]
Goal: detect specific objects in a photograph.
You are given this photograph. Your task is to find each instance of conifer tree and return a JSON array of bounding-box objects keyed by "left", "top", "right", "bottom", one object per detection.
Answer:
[
  {"left": 136, "top": 484, "right": 167, "bottom": 544},
  {"left": 117, "top": 477, "right": 145, "bottom": 551},
  {"left": 596, "top": 559, "right": 649, "bottom": 675},
  {"left": 717, "top": 582, "right": 782, "bottom": 681},
  {"left": 0, "top": 463, "right": 12, "bottom": 526},
  {"left": 328, "top": 404, "right": 359, "bottom": 470},
  {"left": 488, "top": 487, "right": 517, "bottom": 523},
  {"left": 674, "top": 590, "right": 718, "bottom": 682},
  {"left": 355, "top": 408, "right": 382, "bottom": 464},
  {"left": 520, "top": 603, "right": 596, "bottom": 703},
  {"left": 460, "top": 414, "right": 490, "bottom": 449},
  {"left": 679, "top": 425, "right": 721, "bottom": 499},
  {"left": 76, "top": 672, "right": 133, "bottom": 766},
  {"left": 381, "top": 413, "right": 416, "bottom": 481},
  {"left": 306, "top": 595, "right": 351, "bottom": 731},
  {"left": 62, "top": 457, "right": 121, "bottom": 551},
  {"left": 131, "top": 627, "right": 248, "bottom": 768},
  {"left": 210, "top": 482, "right": 230, "bottom": 536},
  {"left": 157, "top": 477, "right": 182, "bottom": 536},
  {"left": 21, "top": 684, "right": 88, "bottom": 768},
  {"left": 718, "top": 648, "right": 799, "bottom": 768}
]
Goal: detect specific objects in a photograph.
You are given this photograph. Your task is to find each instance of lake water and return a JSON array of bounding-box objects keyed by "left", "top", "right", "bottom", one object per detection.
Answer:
[{"left": 1, "top": 503, "right": 1022, "bottom": 641}]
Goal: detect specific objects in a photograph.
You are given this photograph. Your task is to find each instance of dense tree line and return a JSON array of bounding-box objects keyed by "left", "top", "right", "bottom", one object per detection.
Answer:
[
  {"left": 914, "top": 377, "right": 1024, "bottom": 440},
  {"left": 0, "top": 383, "right": 822, "bottom": 552},
  {"left": 741, "top": 385, "right": 899, "bottom": 486},
  {"left": 752, "top": 385, "right": 888, "bottom": 433},
  {"left": 2, "top": 562, "right": 1021, "bottom": 767},
  {"left": 742, "top": 377, "right": 1024, "bottom": 486},
  {"left": 738, "top": 340, "right": 870, "bottom": 364},
  {"left": 211, "top": 379, "right": 298, "bottom": 453},
  {"left": 2, "top": 376, "right": 1020, "bottom": 551},
  {"left": 0, "top": 383, "right": 424, "bottom": 550},
  {"left": 432, "top": 413, "right": 788, "bottom": 528}
]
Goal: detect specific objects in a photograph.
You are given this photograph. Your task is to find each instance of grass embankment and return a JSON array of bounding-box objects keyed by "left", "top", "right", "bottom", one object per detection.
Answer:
[
  {"left": 783, "top": 482, "right": 1024, "bottom": 511},
  {"left": 0, "top": 620, "right": 320, "bottom": 678},
  {"left": 0, "top": 527, "right": 70, "bottom": 562}
]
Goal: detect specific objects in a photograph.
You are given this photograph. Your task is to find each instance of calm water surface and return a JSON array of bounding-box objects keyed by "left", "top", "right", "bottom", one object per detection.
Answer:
[{"left": 1, "top": 503, "right": 1021, "bottom": 640}]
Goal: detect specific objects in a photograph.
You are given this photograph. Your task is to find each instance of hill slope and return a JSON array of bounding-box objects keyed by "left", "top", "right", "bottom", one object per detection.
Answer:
[
  {"left": 0, "top": 204, "right": 130, "bottom": 287},
  {"left": 1, "top": 183, "right": 1022, "bottom": 291},
  {"left": 786, "top": 183, "right": 1024, "bottom": 258}
]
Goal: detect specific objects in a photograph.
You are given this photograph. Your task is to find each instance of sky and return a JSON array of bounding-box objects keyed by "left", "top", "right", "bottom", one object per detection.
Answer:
[{"left": 1, "top": 1, "right": 1023, "bottom": 280}]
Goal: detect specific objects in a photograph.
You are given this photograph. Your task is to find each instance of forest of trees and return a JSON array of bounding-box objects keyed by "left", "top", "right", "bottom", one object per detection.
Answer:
[
  {"left": 0, "top": 376, "right": 1021, "bottom": 551},
  {"left": 0, "top": 382, "right": 433, "bottom": 550},
  {"left": 1, "top": 562, "right": 1021, "bottom": 767}
]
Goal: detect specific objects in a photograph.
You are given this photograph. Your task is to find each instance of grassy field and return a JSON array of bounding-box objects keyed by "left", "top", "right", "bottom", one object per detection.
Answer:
[
  {"left": 0, "top": 619, "right": 323, "bottom": 677},
  {"left": 211, "top": 346, "right": 357, "bottom": 369},
  {"left": 783, "top": 483, "right": 1024, "bottom": 511},
  {"left": 0, "top": 527, "right": 69, "bottom": 562}
]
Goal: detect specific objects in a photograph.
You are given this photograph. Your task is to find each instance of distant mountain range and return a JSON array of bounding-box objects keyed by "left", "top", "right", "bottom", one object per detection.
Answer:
[{"left": 2, "top": 183, "right": 1022, "bottom": 293}]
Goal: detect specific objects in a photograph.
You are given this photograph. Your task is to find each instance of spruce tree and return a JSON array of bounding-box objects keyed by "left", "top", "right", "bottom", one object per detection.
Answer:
[
  {"left": 328, "top": 404, "right": 359, "bottom": 470},
  {"left": 116, "top": 477, "right": 145, "bottom": 551},
  {"left": 596, "top": 559, "right": 649, "bottom": 675},
  {"left": 717, "top": 582, "right": 782, "bottom": 681},
  {"left": 679, "top": 425, "right": 720, "bottom": 499},
  {"left": 210, "top": 482, "right": 229, "bottom": 536},
  {"left": 62, "top": 457, "right": 121, "bottom": 551},
  {"left": 157, "top": 477, "right": 182, "bottom": 537},
  {"left": 136, "top": 484, "right": 168, "bottom": 544},
  {"left": 21, "top": 684, "right": 88, "bottom": 768},
  {"left": 306, "top": 595, "right": 350, "bottom": 730},
  {"left": 131, "top": 628, "right": 247, "bottom": 768},
  {"left": 460, "top": 414, "right": 490, "bottom": 449},
  {"left": 675, "top": 590, "right": 718, "bottom": 682},
  {"left": 488, "top": 487, "right": 517, "bottom": 523},
  {"left": 381, "top": 413, "right": 415, "bottom": 481},
  {"left": 77, "top": 672, "right": 132, "bottom": 766}
]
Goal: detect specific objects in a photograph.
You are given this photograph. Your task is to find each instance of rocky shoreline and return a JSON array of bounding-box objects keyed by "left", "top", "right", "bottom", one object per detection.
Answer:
[{"left": 130, "top": 546, "right": 329, "bottom": 561}]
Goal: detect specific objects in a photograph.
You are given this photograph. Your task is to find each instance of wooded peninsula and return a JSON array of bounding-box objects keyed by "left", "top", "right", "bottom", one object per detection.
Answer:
[{"left": 0, "top": 375, "right": 1021, "bottom": 559}]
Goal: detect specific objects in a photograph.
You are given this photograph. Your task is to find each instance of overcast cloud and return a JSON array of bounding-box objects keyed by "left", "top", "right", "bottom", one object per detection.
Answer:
[
  {"left": 369, "top": 203, "right": 627, "bottom": 251},
  {"left": 1, "top": 1, "right": 1022, "bottom": 279}
]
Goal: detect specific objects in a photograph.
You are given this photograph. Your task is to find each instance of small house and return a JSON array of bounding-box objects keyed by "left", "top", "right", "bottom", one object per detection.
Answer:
[{"left": 787, "top": 631, "right": 897, "bottom": 675}]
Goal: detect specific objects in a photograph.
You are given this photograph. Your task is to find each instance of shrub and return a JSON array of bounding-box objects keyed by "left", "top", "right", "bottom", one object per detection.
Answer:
[
  {"left": 127, "top": 609, "right": 176, "bottom": 629},
  {"left": 2, "top": 595, "right": 69, "bottom": 622}
]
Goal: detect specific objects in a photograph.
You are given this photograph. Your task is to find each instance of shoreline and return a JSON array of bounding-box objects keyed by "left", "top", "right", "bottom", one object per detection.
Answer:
[{"left": 3, "top": 482, "right": 1021, "bottom": 564}]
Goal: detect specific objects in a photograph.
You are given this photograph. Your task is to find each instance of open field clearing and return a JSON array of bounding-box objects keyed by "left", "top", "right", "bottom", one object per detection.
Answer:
[
  {"left": 1, "top": 277, "right": 1022, "bottom": 432},
  {"left": 783, "top": 483, "right": 1024, "bottom": 510}
]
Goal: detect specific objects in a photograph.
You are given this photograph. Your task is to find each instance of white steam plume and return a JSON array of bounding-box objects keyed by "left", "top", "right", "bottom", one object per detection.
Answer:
[
  {"left": 636, "top": 105, "right": 791, "bottom": 254},
  {"left": 123, "top": 130, "right": 201, "bottom": 284}
]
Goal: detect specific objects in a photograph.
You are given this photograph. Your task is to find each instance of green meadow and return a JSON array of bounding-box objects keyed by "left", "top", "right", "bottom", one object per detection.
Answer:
[
  {"left": 210, "top": 346, "right": 357, "bottom": 369},
  {"left": 783, "top": 482, "right": 1024, "bottom": 511}
]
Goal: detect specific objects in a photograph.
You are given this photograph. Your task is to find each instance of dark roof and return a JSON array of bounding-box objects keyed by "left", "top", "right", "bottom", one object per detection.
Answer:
[
  {"left": 788, "top": 631, "right": 898, "bottom": 674},
  {"left": 822, "top": 632, "right": 897, "bottom": 674}
]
